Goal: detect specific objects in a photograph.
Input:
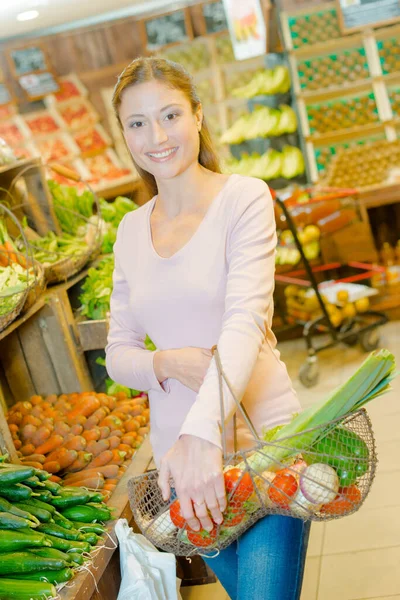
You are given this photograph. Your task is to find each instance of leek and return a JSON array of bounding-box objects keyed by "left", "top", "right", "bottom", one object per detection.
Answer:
[{"left": 241, "top": 349, "right": 396, "bottom": 473}]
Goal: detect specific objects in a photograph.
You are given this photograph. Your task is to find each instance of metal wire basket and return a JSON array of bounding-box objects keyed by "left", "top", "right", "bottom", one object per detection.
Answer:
[
  {"left": 8, "top": 163, "right": 102, "bottom": 284},
  {"left": 0, "top": 203, "right": 39, "bottom": 332},
  {"left": 128, "top": 348, "right": 377, "bottom": 557}
]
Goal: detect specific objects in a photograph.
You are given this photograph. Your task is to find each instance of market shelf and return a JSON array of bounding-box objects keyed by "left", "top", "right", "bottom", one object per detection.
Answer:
[{"left": 77, "top": 317, "right": 108, "bottom": 351}]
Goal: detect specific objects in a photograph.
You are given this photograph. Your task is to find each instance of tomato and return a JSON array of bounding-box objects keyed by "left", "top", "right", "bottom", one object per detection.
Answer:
[
  {"left": 187, "top": 527, "right": 217, "bottom": 548},
  {"left": 320, "top": 485, "right": 362, "bottom": 516},
  {"left": 268, "top": 470, "right": 298, "bottom": 509},
  {"left": 224, "top": 468, "right": 254, "bottom": 505},
  {"left": 223, "top": 505, "right": 246, "bottom": 528},
  {"left": 169, "top": 499, "right": 186, "bottom": 529}
]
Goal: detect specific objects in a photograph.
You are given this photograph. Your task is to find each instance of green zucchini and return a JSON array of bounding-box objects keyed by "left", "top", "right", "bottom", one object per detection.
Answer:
[
  {"left": 22, "top": 477, "right": 45, "bottom": 489},
  {"left": 53, "top": 513, "right": 74, "bottom": 529},
  {"left": 0, "top": 484, "right": 35, "bottom": 502},
  {"left": 42, "top": 480, "right": 61, "bottom": 496},
  {"left": 0, "top": 498, "right": 40, "bottom": 525},
  {"left": 0, "top": 530, "right": 51, "bottom": 552},
  {"left": 0, "top": 578, "right": 56, "bottom": 599},
  {"left": 67, "top": 551, "right": 84, "bottom": 565},
  {"left": 37, "top": 522, "right": 84, "bottom": 541},
  {"left": 13, "top": 567, "right": 74, "bottom": 584},
  {"left": 0, "top": 512, "right": 35, "bottom": 529},
  {"left": 43, "top": 533, "right": 90, "bottom": 554},
  {"left": 0, "top": 467, "right": 34, "bottom": 487},
  {"left": 82, "top": 532, "right": 99, "bottom": 546},
  {"left": 71, "top": 521, "right": 106, "bottom": 535},
  {"left": 61, "top": 504, "right": 111, "bottom": 523},
  {"left": 0, "top": 551, "right": 68, "bottom": 575},
  {"left": 34, "top": 490, "right": 53, "bottom": 503},
  {"left": 29, "top": 547, "right": 72, "bottom": 563},
  {"left": 15, "top": 503, "right": 53, "bottom": 523},
  {"left": 50, "top": 491, "right": 92, "bottom": 509},
  {"left": 35, "top": 470, "right": 49, "bottom": 482},
  {"left": 22, "top": 498, "right": 56, "bottom": 515}
]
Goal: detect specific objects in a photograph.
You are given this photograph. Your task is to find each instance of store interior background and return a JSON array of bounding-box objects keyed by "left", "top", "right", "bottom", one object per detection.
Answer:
[{"left": 0, "top": 1, "right": 399, "bottom": 599}]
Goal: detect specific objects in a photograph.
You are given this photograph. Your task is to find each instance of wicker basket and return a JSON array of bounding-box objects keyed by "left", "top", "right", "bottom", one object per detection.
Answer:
[
  {"left": 21, "top": 257, "right": 46, "bottom": 313},
  {"left": 128, "top": 347, "right": 378, "bottom": 557}
]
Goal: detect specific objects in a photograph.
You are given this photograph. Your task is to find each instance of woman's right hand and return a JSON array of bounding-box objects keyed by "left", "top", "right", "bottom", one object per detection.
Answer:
[{"left": 154, "top": 347, "right": 212, "bottom": 393}]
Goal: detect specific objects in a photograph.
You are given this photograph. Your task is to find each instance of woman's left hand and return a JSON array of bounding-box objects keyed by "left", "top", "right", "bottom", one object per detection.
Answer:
[{"left": 158, "top": 434, "right": 227, "bottom": 532}]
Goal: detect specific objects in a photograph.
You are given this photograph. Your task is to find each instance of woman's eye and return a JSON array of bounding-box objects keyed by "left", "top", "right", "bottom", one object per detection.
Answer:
[
  {"left": 129, "top": 121, "right": 144, "bottom": 129},
  {"left": 165, "top": 113, "right": 178, "bottom": 121}
]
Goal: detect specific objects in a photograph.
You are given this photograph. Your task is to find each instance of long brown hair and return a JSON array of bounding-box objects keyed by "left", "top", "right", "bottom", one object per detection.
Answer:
[{"left": 112, "top": 57, "right": 220, "bottom": 198}]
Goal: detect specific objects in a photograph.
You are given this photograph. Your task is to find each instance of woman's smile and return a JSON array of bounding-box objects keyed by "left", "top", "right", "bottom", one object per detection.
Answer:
[{"left": 146, "top": 147, "right": 179, "bottom": 162}]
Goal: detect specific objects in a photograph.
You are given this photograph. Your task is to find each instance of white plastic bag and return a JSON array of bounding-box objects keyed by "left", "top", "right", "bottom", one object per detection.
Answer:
[{"left": 115, "top": 519, "right": 182, "bottom": 600}]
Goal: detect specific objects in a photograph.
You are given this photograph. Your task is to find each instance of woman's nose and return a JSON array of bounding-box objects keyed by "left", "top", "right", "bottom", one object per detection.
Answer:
[{"left": 150, "top": 122, "right": 168, "bottom": 145}]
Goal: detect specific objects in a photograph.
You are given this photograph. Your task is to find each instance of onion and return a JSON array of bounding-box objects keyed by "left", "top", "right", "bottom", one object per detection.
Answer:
[
  {"left": 290, "top": 487, "right": 322, "bottom": 518},
  {"left": 300, "top": 463, "right": 339, "bottom": 505}
]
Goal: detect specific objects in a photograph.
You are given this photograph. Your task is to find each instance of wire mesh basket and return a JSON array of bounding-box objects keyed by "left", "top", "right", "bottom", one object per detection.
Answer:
[
  {"left": 8, "top": 163, "right": 102, "bottom": 284},
  {"left": 128, "top": 348, "right": 378, "bottom": 557},
  {"left": 0, "top": 203, "right": 39, "bottom": 332}
]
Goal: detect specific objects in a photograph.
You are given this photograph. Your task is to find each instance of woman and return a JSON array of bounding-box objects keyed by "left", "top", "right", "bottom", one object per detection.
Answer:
[{"left": 106, "top": 57, "right": 310, "bottom": 600}]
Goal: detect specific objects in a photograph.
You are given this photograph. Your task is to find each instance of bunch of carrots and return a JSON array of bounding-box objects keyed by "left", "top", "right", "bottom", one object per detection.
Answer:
[
  {"left": 0, "top": 220, "right": 27, "bottom": 269},
  {"left": 7, "top": 391, "right": 149, "bottom": 499}
]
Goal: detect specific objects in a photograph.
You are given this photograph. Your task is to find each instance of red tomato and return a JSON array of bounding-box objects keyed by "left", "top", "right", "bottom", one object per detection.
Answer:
[
  {"left": 169, "top": 500, "right": 186, "bottom": 529},
  {"left": 187, "top": 527, "right": 217, "bottom": 548},
  {"left": 223, "top": 506, "right": 246, "bottom": 528},
  {"left": 268, "top": 470, "right": 298, "bottom": 508},
  {"left": 320, "top": 485, "right": 362, "bottom": 516},
  {"left": 224, "top": 468, "right": 254, "bottom": 505}
]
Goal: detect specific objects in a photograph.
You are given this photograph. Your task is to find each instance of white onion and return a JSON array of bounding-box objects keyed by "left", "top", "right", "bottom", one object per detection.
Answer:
[
  {"left": 300, "top": 463, "right": 339, "bottom": 505},
  {"left": 290, "top": 488, "right": 322, "bottom": 517}
]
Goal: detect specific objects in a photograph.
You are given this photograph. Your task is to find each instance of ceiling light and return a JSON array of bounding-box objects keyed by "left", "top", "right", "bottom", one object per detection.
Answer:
[{"left": 17, "top": 10, "right": 39, "bottom": 22}]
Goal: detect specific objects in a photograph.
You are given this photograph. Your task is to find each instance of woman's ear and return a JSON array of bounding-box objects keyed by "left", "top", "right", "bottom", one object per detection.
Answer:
[{"left": 195, "top": 104, "right": 203, "bottom": 132}]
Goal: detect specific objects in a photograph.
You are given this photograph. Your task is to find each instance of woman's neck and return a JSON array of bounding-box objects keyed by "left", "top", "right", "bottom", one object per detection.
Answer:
[{"left": 154, "top": 163, "right": 215, "bottom": 219}]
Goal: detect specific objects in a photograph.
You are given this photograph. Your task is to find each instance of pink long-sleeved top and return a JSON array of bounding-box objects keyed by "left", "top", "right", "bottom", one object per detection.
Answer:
[{"left": 105, "top": 174, "right": 301, "bottom": 467}]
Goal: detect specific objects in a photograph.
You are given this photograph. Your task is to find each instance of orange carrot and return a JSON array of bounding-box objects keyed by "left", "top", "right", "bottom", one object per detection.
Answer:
[
  {"left": 109, "top": 450, "right": 126, "bottom": 465},
  {"left": 64, "top": 452, "right": 93, "bottom": 473},
  {"left": 46, "top": 448, "right": 78, "bottom": 470},
  {"left": 14, "top": 401, "right": 33, "bottom": 415},
  {"left": 20, "top": 444, "right": 36, "bottom": 457},
  {"left": 107, "top": 436, "right": 120, "bottom": 450},
  {"left": 124, "top": 419, "right": 140, "bottom": 433},
  {"left": 67, "top": 395, "right": 101, "bottom": 420},
  {"left": 103, "top": 483, "right": 116, "bottom": 493},
  {"left": 43, "top": 461, "right": 61, "bottom": 474},
  {"left": 13, "top": 440, "right": 22, "bottom": 450},
  {"left": 112, "top": 429, "right": 123, "bottom": 438},
  {"left": 31, "top": 406, "right": 44, "bottom": 418},
  {"left": 30, "top": 395, "right": 43, "bottom": 406},
  {"left": 49, "top": 475, "right": 62, "bottom": 483},
  {"left": 83, "top": 415, "right": 100, "bottom": 430},
  {"left": 20, "top": 424, "right": 37, "bottom": 441},
  {"left": 98, "top": 426, "right": 111, "bottom": 440},
  {"left": 54, "top": 422, "right": 70, "bottom": 437},
  {"left": 64, "top": 436, "right": 87, "bottom": 452},
  {"left": 8, "top": 412, "right": 23, "bottom": 426},
  {"left": 64, "top": 464, "right": 119, "bottom": 481},
  {"left": 21, "top": 461, "right": 44, "bottom": 469},
  {"left": 138, "top": 427, "right": 149, "bottom": 436},
  {"left": 82, "top": 428, "right": 101, "bottom": 443},
  {"left": 86, "top": 439, "right": 109, "bottom": 457},
  {"left": 31, "top": 427, "right": 52, "bottom": 448},
  {"left": 104, "top": 478, "right": 118, "bottom": 485},
  {"left": 69, "top": 415, "right": 87, "bottom": 427},
  {"left": 35, "top": 434, "right": 63, "bottom": 455},
  {"left": 45, "top": 394, "right": 58, "bottom": 405},
  {"left": 89, "top": 450, "right": 113, "bottom": 468},
  {"left": 65, "top": 476, "right": 105, "bottom": 490},
  {"left": 4, "top": 240, "right": 18, "bottom": 264},
  {"left": 21, "top": 454, "right": 46, "bottom": 464},
  {"left": 70, "top": 424, "right": 84, "bottom": 436}
]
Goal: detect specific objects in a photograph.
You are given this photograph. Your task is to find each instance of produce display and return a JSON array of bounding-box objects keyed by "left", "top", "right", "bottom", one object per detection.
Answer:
[
  {"left": 24, "top": 112, "right": 61, "bottom": 137},
  {"left": 388, "top": 86, "right": 400, "bottom": 118},
  {"left": 377, "top": 37, "right": 400, "bottom": 75},
  {"left": 57, "top": 99, "right": 99, "bottom": 131},
  {"left": 79, "top": 256, "right": 114, "bottom": 320},
  {"left": 297, "top": 47, "right": 370, "bottom": 92},
  {"left": 0, "top": 455, "right": 112, "bottom": 598},
  {"left": 83, "top": 151, "right": 131, "bottom": 185},
  {"left": 323, "top": 139, "right": 400, "bottom": 188},
  {"left": 232, "top": 66, "right": 291, "bottom": 99},
  {"left": 276, "top": 225, "right": 320, "bottom": 268},
  {"left": 73, "top": 126, "right": 110, "bottom": 156},
  {"left": 0, "top": 104, "right": 16, "bottom": 121},
  {"left": 0, "top": 138, "right": 16, "bottom": 166},
  {"left": 35, "top": 133, "right": 78, "bottom": 163},
  {"left": 314, "top": 133, "right": 387, "bottom": 173},
  {"left": 287, "top": 8, "right": 341, "bottom": 49},
  {"left": 284, "top": 283, "right": 371, "bottom": 326},
  {"left": 159, "top": 39, "right": 211, "bottom": 72},
  {"left": 224, "top": 146, "right": 305, "bottom": 181},
  {"left": 97, "top": 195, "right": 138, "bottom": 254},
  {"left": 215, "top": 36, "right": 235, "bottom": 64},
  {"left": 223, "top": 67, "right": 264, "bottom": 98},
  {"left": 220, "top": 105, "right": 297, "bottom": 144},
  {"left": 51, "top": 74, "right": 87, "bottom": 104},
  {"left": 307, "top": 92, "right": 379, "bottom": 135},
  {"left": 0, "top": 120, "right": 26, "bottom": 147},
  {"left": 131, "top": 350, "right": 396, "bottom": 555},
  {"left": 7, "top": 391, "right": 149, "bottom": 497}
]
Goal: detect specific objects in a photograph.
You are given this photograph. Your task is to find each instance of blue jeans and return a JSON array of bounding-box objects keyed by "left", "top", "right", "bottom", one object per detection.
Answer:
[{"left": 203, "top": 515, "right": 311, "bottom": 600}]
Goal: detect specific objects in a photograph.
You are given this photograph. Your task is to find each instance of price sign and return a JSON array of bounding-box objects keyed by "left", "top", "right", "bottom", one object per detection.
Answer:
[
  {"left": 142, "top": 9, "right": 193, "bottom": 51},
  {"left": 9, "top": 45, "right": 48, "bottom": 77},
  {"left": 337, "top": 0, "right": 400, "bottom": 33},
  {"left": 202, "top": 1, "right": 229, "bottom": 34},
  {"left": 19, "top": 72, "right": 60, "bottom": 102},
  {"left": 0, "top": 83, "right": 12, "bottom": 106}
]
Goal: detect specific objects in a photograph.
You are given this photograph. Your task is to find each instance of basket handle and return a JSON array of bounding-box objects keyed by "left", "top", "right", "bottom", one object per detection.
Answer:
[
  {"left": 48, "top": 163, "right": 82, "bottom": 182},
  {"left": 212, "top": 345, "right": 260, "bottom": 461}
]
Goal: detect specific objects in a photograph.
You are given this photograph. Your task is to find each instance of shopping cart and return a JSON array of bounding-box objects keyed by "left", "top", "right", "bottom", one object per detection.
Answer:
[{"left": 274, "top": 189, "right": 388, "bottom": 387}]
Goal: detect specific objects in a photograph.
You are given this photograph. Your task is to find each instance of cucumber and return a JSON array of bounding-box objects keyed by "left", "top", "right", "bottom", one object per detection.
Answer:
[
  {"left": 53, "top": 513, "right": 74, "bottom": 529},
  {"left": 43, "top": 480, "right": 61, "bottom": 495},
  {"left": 82, "top": 532, "right": 99, "bottom": 546},
  {"left": 12, "top": 567, "right": 74, "bottom": 584},
  {"left": 0, "top": 484, "right": 34, "bottom": 502},
  {"left": 71, "top": 521, "right": 106, "bottom": 535},
  {"left": 0, "top": 578, "right": 56, "bottom": 599},
  {"left": 44, "top": 533, "right": 91, "bottom": 554},
  {"left": 0, "top": 498, "right": 40, "bottom": 526},
  {"left": 61, "top": 504, "right": 111, "bottom": 523},
  {"left": 0, "top": 467, "right": 35, "bottom": 487},
  {"left": 29, "top": 547, "right": 72, "bottom": 563},
  {"left": 0, "top": 530, "right": 51, "bottom": 552},
  {"left": 0, "top": 551, "right": 68, "bottom": 574},
  {"left": 37, "top": 522, "right": 84, "bottom": 541},
  {"left": 50, "top": 491, "right": 92, "bottom": 509},
  {"left": 15, "top": 503, "right": 53, "bottom": 524},
  {"left": 22, "top": 498, "right": 56, "bottom": 515},
  {"left": 67, "top": 551, "right": 84, "bottom": 565},
  {"left": 34, "top": 490, "right": 53, "bottom": 503},
  {"left": 0, "top": 512, "right": 35, "bottom": 529},
  {"left": 23, "top": 477, "right": 45, "bottom": 489}
]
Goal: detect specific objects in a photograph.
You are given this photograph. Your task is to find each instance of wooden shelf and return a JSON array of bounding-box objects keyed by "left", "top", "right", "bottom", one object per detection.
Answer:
[
  {"left": 358, "top": 183, "right": 400, "bottom": 209},
  {"left": 305, "top": 122, "right": 387, "bottom": 144},
  {"left": 59, "top": 437, "right": 153, "bottom": 600}
]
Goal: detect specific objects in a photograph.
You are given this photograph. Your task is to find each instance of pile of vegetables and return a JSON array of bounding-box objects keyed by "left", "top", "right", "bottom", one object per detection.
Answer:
[
  {"left": 29, "top": 231, "right": 89, "bottom": 267},
  {"left": 0, "top": 456, "right": 112, "bottom": 599},
  {"left": 150, "top": 349, "right": 396, "bottom": 549},
  {"left": 8, "top": 391, "right": 149, "bottom": 497},
  {"left": 98, "top": 196, "right": 138, "bottom": 254},
  {"left": 0, "top": 220, "right": 35, "bottom": 317}
]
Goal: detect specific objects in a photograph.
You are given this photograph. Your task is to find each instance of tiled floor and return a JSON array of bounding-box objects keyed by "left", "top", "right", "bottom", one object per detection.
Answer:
[{"left": 181, "top": 320, "right": 400, "bottom": 600}]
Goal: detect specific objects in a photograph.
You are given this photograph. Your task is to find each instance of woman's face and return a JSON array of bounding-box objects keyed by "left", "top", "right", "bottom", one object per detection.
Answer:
[{"left": 119, "top": 80, "right": 202, "bottom": 181}]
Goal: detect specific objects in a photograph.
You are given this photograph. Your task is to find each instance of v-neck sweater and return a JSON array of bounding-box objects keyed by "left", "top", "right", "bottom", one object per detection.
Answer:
[{"left": 105, "top": 174, "right": 301, "bottom": 467}]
